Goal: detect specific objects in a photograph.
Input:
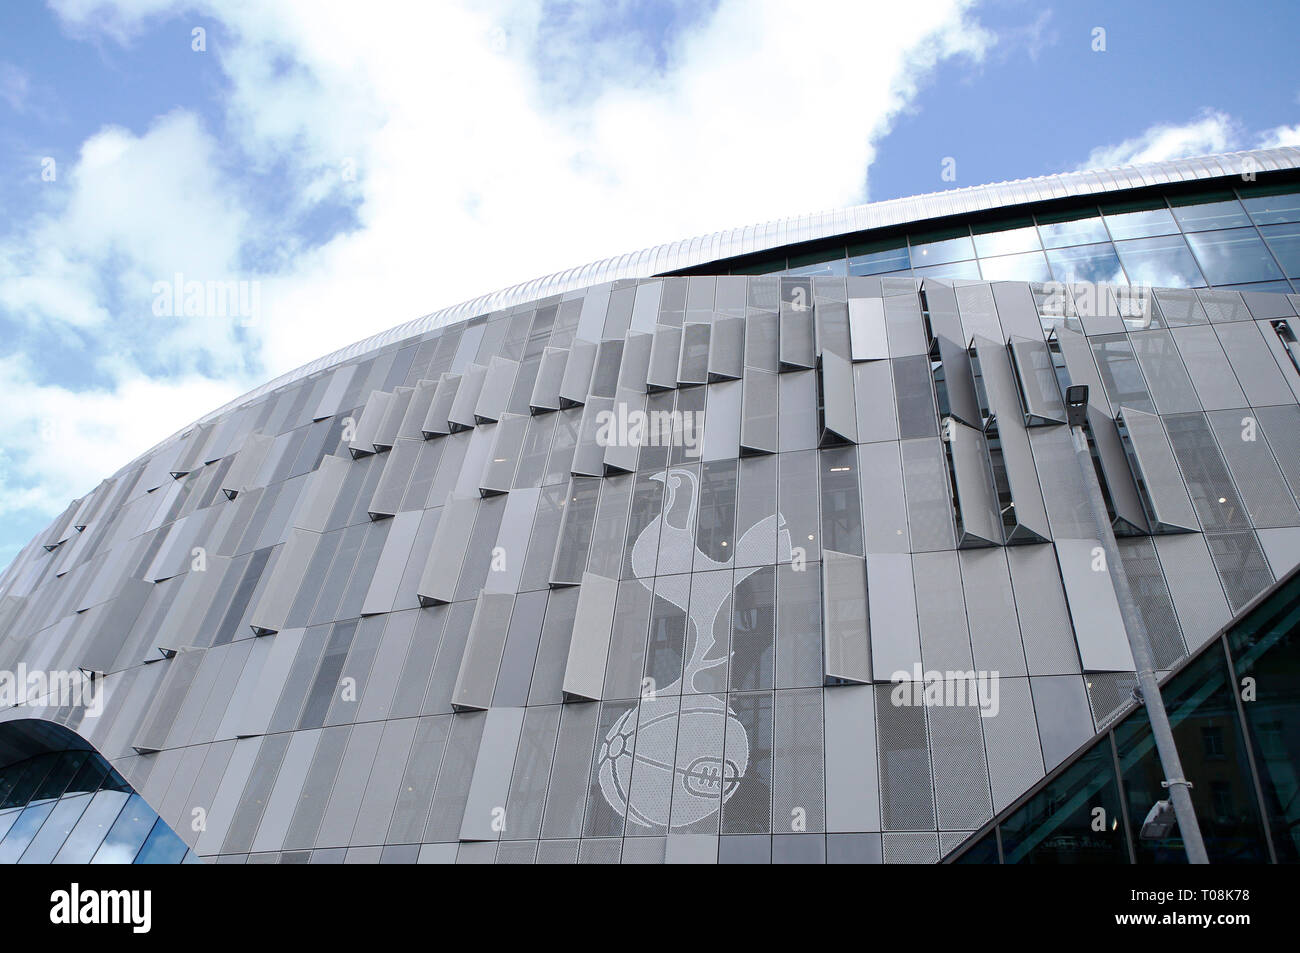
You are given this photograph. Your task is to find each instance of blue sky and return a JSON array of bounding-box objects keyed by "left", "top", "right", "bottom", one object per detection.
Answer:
[{"left": 1, "top": 0, "right": 1297, "bottom": 569}]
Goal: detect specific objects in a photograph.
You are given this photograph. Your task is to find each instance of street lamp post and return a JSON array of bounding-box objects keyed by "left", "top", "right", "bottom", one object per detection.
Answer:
[{"left": 1064, "top": 385, "right": 1209, "bottom": 865}]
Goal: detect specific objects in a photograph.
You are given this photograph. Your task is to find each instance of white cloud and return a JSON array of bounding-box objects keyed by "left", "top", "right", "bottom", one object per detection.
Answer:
[
  {"left": 0, "top": 354, "right": 241, "bottom": 519},
  {"left": 1075, "top": 109, "right": 1240, "bottom": 170},
  {"left": 1076, "top": 110, "right": 1300, "bottom": 171}
]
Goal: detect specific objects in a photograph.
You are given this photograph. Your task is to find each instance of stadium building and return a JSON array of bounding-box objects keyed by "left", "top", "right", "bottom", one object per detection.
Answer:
[{"left": 1, "top": 148, "right": 1299, "bottom": 864}]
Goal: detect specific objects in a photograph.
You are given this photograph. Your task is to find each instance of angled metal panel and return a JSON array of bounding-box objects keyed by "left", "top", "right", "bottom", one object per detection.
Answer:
[
  {"left": 823, "top": 684, "right": 880, "bottom": 833},
  {"left": 618, "top": 330, "right": 654, "bottom": 391},
  {"left": 416, "top": 495, "right": 478, "bottom": 605},
  {"left": 740, "top": 366, "right": 779, "bottom": 455},
  {"left": 819, "top": 349, "right": 858, "bottom": 445},
  {"left": 779, "top": 307, "right": 816, "bottom": 370},
  {"left": 647, "top": 325, "right": 682, "bottom": 391},
  {"left": 479, "top": 412, "right": 528, "bottom": 495},
  {"left": 948, "top": 420, "right": 1003, "bottom": 546},
  {"left": 1088, "top": 406, "right": 1150, "bottom": 535},
  {"left": 678, "top": 321, "right": 711, "bottom": 386},
  {"left": 1008, "top": 336, "right": 1067, "bottom": 425},
  {"left": 822, "top": 549, "right": 870, "bottom": 685},
  {"left": 373, "top": 385, "right": 412, "bottom": 451},
  {"left": 848, "top": 296, "right": 888, "bottom": 361},
  {"left": 312, "top": 364, "right": 357, "bottom": 421},
  {"left": 1116, "top": 406, "right": 1200, "bottom": 532},
  {"left": 397, "top": 378, "right": 438, "bottom": 440},
  {"left": 367, "top": 439, "right": 420, "bottom": 518},
  {"left": 1055, "top": 538, "right": 1136, "bottom": 672},
  {"left": 247, "top": 528, "right": 318, "bottom": 635},
  {"left": 348, "top": 389, "right": 392, "bottom": 458},
  {"left": 602, "top": 388, "right": 644, "bottom": 474},
  {"left": 474, "top": 356, "right": 519, "bottom": 424},
  {"left": 422, "top": 373, "right": 461, "bottom": 438},
  {"left": 708, "top": 315, "right": 744, "bottom": 381},
  {"left": 447, "top": 363, "right": 487, "bottom": 431},
  {"left": 558, "top": 338, "right": 598, "bottom": 408},
  {"left": 529, "top": 347, "right": 567, "bottom": 414},
  {"left": 926, "top": 283, "right": 981, "bottom": 428},
  {"left": 561, "top": 572, "right": 619, "bottom": 701},
  {"left": 451, "top": 591, "right": 516, "bottom": 712},
  {"left": 220, "top": 432, "right": 273, "bottom": 500},
  {"left": 360, "top": 510, "right": 421, "bottom": 616},
  {"left": 572, "top": 396, "right": 614, "bottom": 477}
]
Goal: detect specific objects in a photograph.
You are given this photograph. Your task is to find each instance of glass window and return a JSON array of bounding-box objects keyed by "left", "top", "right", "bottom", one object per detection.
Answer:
[
  {"left": 847, "top": 238, "right": 909, "bottom": 276},
  {"left": 997, "top": 742, "right": 1129, "bottom": 864},
  {"left": 1114, "top": 644, "right": 1270, "bottom": 863},
  {"left": 1226, "top": 571, "right": 1300, "bottom": 861},
  {"left": 972, "top": 217, "right": 1042, "bottom": 257},
  {"left": 1240, "top": 185, "right": 1300, "bottom": 225},
  {"left": 1114, "top": 235, "right": 1206, "bottom": 288},
  {"left": 978, "top": 250, "right": 1052, "bottom": 282},
  {"left": 1260, "top": 223, "right": 1300, "bottom": 278},
  {"left": 1101, "top": 200, "right": 1179, "bottom": 241},
  {"left": 1045, "top": 243, "right": 1126, "bottom": 284},
  {"left": 1185, "top": 228, "right": 1285, "bottom": 285},
  {"left": 1036, "top": 207, "right": 1109, "bottom": 248},
  {"left": 914, "top": 260, "right": 981, "bottom": 280},
  {"left": 786, "top": 249, "right": 847, "bottom": 277},
  {"left": 1169, "top": 193, "right": 1253, "bottom": 231},
  {"left": 909, "top": 227, "right": 975, "bottom": 266}
]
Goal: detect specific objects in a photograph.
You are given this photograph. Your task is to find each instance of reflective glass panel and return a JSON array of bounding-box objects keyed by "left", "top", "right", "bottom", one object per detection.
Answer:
[
  {"left": 1114, "top": 235, "right": 1206, "bottom": 288},
  {"left": 1185, "top": 228, "right": 1285, "bottom": 285}
]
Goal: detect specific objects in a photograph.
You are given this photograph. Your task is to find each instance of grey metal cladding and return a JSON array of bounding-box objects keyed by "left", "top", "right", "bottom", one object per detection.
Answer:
[
  {"left": 529, "top": 347, "right": 567, "bottom": 414},
  {"left": 740, "top": 366, "right": 779, "bottom": 455},
  {"left": 480, "top": 413, "right": 529, "bottom": 495},
  {"left": 1052, "top": 325, "right": 1107, "bottom": 412},
  {"left": 1117, "top": 406, "right": 1200, "bottom": 532},
  {"left": 819, "top": 349, "right": 858, "bottom": 445},
  {"left": 647, "top": 324, "right": 682, "bottom": 391},
  {"left": 1170, "top": 324, "right": 1247, "bottom": 411},
  {"left": 416, "top": 495, "right": 478, "bottom": 605},
  {"left": 1089, "top": 407, "right": 1151, "bottom": 534},
  {"left": 708, "top": 315, "right": 745, "bottom": 382},
  {"left": 823, "top": 685, "right": 880, "bottom": 833},
  {"left": 558, "top": 338, "right": 598, "bottom": 408},
  {"left": 220, "top": 432, "right": 273, "bottom": 500},
  {"left": 1129, "top": 329, "right": 1201, "bottom": 414},
  {"left": 678, "top": 322, "right": 711, "bottom": 386},
  {"left": 247, "top": 527, "right": 319, "bottom": 635},
  {"left": 348, "top": 390, "right": 392, "bottom": 457},
  {"left": 459, "top": 706, "right": 526, "bottom": 841},
  {"left": 867, "top": 552, "right": 921, "bottom": 682},
  {"left": 1054, "top": 538, "right": 1136, "bottom": 672},
  {"left": 562, "top": 572, "right": 618, "bottom": 701},
  {"left": 1206, "top": 409, "right": 1300, "bottom": 528},
  {"left": 422, "top": 373, "right": 461, "bottom": 438},
  {"left": 618, "top": 331, "right": 654, "bottom": 391},
  {"left": 779, "top": 306, "right": 816, "bottom": 370},
  {"left": 374, "top": 386, "right": 413, "bottom": 451},
  {"left": 926, "top": 283, "right": 982, "bottom": 428},
  {"left": 451, "top": 591, "right": 515, "bottom": 711},
  {"left": 474, "top": 356, "right": 520, "bottom": 424},
  {"left": 602, "top": 388, "right": 644, "bottom": 474},
  {"left": 572, "top": 396, "right": 614, "bottom": 477},
  {"left": 948, "top": 420, "right": 1003, "bottom": 547},
  {"left": 1213, "top": 320, "right": 1295, "bottom": 407},
  {"left": 397, "top": 379, "right": 438, "bottom": 440},
  {"left": 821, "top": 549, "right": 869, "bottom": 685},
  {"left": 848, "top": 296, "right": 888, "bottom": 361},
  {"left": 447, "top": 363, "right": 488, "bottom": 431},
  {"left": 1008, "top": 336, "right": 1066, "bottom": 424}
]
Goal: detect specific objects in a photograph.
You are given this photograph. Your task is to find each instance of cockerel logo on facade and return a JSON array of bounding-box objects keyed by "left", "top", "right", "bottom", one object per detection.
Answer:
[{"left": 597, "top": 467, "right": 792, "bottom": 829}]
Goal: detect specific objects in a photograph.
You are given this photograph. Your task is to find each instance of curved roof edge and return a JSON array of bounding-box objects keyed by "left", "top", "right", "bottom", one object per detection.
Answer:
[{"left": 195, "top": 146, "right": 1300, "bottom": 428}]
